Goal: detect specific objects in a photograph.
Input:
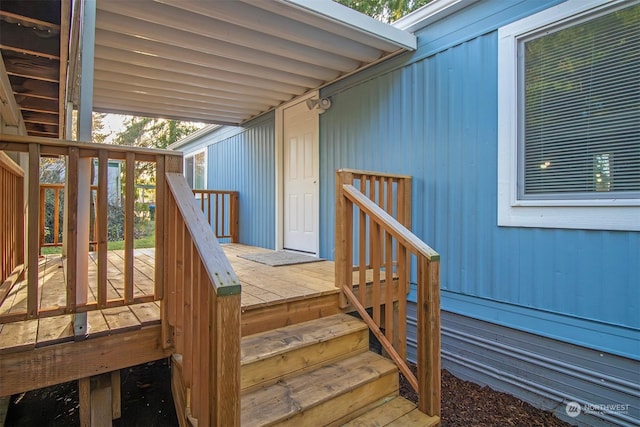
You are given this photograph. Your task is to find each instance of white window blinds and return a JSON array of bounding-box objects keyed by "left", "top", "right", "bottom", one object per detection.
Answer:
[{"left": 519, "top": 3, "right": 640, "bottom": 199}]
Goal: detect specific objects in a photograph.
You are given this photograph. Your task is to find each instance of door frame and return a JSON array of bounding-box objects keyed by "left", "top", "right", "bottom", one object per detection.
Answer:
[{"left": 275, "top": 90, "right": 319, "bottom": 255}]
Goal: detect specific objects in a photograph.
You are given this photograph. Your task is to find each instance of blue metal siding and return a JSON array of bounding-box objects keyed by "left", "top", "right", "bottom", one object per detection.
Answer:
[
  {"left": 320, "top": 2, "right": 640, "bottom": 358},
  {"left": 205, "top": 113, "right": 275, "bottom": 249}
]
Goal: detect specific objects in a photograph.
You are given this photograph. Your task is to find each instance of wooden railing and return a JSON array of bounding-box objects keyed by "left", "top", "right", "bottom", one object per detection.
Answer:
[
  {"left": 39, "top": 183, "right": 99, "bottom": 249},
  {"left": 165, "top": 173, "right": 241, "bottom": 427},
  {"left": 335, "top": 168, "right": 441, "bottom": 418},
  {"left": 0, "top": 152, "right": 25, "bottom": 303},
  {"left": 192, "top": 189, "right": 239, "bottom": 242},
  {"left": 0, "top": 134, "right": 182, "bottom": 323}
]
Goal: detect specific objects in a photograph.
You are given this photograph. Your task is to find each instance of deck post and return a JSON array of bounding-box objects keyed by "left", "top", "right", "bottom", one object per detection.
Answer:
[
  {"left": 79, "top": 373, "right": 118, "bottom": 427},
  {"left": 74, "top": 0, "right": 96, "bottom": 338},
  {"left": 335, "top": 170, "right": 353, "bottom": 309}
]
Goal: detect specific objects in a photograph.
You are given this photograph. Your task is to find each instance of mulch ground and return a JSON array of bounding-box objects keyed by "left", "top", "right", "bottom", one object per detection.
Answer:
[
  {"left": 6, "top": 359, "right": 576, "bottom": 426},
  {"left": 400, "top": 365, "right": 576, "bottom": 427}
]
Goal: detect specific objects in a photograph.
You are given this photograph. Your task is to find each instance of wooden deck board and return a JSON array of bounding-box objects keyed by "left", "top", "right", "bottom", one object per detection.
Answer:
[
  {"left": 129, "top": 302, "right": 161, "bottom": 326},
  {"left": 0, "top": 319, "right": 38, "bottom": 354},
  {"left": 0, "top": 244, "right": 339, "bottom": 351},
  {"left": 101, "top": 306, "right": 141, "bottom": 334},
  {"left": 39, "top": 255, "right": 66, "bottom": 309},
  {"left": 224, "top": 244, "right": 338, "bottom": 311},
  {"left": 36, "top": 314, "right": 74, "bottom": 347},
  {"left": 87, "top": 310, "right": 110, "bottom": 338}
]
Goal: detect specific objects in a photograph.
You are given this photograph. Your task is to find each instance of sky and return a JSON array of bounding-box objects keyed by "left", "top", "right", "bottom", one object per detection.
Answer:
[{"left": 102, "top": 113, "right": 130, "bottom": 143}]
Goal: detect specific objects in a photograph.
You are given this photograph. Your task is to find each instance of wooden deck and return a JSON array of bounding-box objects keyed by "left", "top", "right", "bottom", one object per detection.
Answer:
[{"left": 0, "top": 243, "right": 340, "bottom": 396}]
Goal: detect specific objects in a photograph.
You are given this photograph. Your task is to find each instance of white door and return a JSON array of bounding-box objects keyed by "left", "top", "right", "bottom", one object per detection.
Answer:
[{"left": 283, "top": 99, "right": 319, "bottom": 254}]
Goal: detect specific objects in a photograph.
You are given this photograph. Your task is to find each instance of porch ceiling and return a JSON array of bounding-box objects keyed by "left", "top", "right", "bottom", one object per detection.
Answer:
[{"left": 91, "top": 0, "right": 416, "bottom": 125}]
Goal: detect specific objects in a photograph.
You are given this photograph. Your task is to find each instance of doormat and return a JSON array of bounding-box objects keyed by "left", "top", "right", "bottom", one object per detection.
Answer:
[{"left": 238, "top": 251, "right": 324, "bottom": 267}]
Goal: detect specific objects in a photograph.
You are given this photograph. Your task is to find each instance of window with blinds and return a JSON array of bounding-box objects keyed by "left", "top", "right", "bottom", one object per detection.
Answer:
[{"left": 518, "top": 2, "right": 640, "bottom": 200}]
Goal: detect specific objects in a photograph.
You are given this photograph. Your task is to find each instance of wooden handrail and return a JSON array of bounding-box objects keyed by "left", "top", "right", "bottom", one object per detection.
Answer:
[
  {"left": 1, "top": 134, "right": 179, "bottom": 158},
  {"left": 192, "top": 189, "right": 239, "bottom": 243},
  {"left": 342, "top": 185, "right": 439, "bottom": 261},
  {"left": 0, "top": 135, "right": 183, "bottom": 323},
  {"left": 335, "top": 169, "right": 441, "bottom": 418},
  {"left": 165, "top": 173, "right": 241, "bottom": 426}
]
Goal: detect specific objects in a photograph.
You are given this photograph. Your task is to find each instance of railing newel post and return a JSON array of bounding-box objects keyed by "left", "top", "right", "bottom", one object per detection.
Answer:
[{"left": 335, "top": 170, "right": 353, "bottom": 308}]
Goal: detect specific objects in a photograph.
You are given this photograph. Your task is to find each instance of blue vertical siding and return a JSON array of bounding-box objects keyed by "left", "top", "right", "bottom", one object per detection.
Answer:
[
  {"left": 320, "top": 1, "right": 640, "bottom": 359},
  {"left": 204, "top": 113, "right": 276, "bottom": 249}
]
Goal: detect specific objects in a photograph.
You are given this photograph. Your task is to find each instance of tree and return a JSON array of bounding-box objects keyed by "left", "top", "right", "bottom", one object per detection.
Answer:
[
  {"left": 335, "top": 0, "right": 432, "bottom": 23},
  {"left": 112, "top": 117, "right": 203, "bottom": 187},
  {"left": 113, "top": 117, "right": 202, "bottom": 149}
]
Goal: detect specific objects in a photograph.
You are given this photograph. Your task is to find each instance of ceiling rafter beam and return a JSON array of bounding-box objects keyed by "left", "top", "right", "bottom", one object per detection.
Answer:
[
  {"left": 96, "top": 2, "right": 364, "bottom": 71},
  {"left": 93, "top": 69, "right": 282, "bottom": 107},
  {"left": 155, "top": 0, "right": 383, "bottom": 62},
  {"left": 93, "top": 79, "right": 272, "bottom": 112},
  {"left": 93, "top": 56, "right": 295, "bottom": 102},
  {"left": 93, "top": 87, "right": 261, "bottom": 115},
  {"left": 93, "top": 30, "right": 322, "bottom": 89}
]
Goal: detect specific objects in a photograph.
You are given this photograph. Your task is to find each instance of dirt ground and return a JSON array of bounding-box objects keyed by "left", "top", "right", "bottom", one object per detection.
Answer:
[
  {"left": 4, "top": 359, "right": 177, "bottom": 427},
  {"left": 5, "top": 358, "right": 576, "bottom": 426}
]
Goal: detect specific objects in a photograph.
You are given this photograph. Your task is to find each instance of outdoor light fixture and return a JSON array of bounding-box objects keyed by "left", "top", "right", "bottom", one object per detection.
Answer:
[{"left": 306, "top": 97, "right": 332, "bottom": 113}]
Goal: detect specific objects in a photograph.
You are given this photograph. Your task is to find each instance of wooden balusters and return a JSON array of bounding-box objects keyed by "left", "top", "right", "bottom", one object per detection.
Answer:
[
  {"left": 166, "top": 173, "right": 241, "bottom": 427},
  {"left": 335, "top": 168, "right": 440, "bottom": 419},
  {"left": 0, "top": 134, "right": 183, "bottom": 323},
  {"left": 0, "top": 152, "right": 24, "bottom": 306},
  {"left": 192, "top": 189, "right": 240, "bottom": 242}
]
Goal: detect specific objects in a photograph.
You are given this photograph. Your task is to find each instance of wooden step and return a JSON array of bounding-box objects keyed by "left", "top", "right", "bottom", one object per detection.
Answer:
[
  {"left": 341, "top": 396, "right": 440, "bottom": 427},
  {"left": 241, "top": 313, "right": 369, "bottom": 392},
  {"left": 241, "top": 351, "right": 398, "bottom": 427}
]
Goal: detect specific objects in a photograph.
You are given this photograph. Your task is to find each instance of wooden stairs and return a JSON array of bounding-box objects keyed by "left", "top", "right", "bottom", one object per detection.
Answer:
[{"left": 240, "top": 313, "right": 440, "bottom": 427}]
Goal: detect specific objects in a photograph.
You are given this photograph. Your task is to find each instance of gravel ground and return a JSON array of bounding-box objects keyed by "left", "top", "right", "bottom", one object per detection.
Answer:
[{"left": 7, "top": 358, "right": 576, "bottom": 426}]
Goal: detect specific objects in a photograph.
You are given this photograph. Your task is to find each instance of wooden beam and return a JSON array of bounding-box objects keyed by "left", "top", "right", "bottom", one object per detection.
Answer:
[
  {"left": 13, "top": 96, "right": 58, "bottom": 113},
  {"left": 79, "top": 377, "right": 90, "bottom": 427},
  {"left": 7, "top": 75, "right": 58, "bottom": 99},
  {"left": 0, "top": 325, "right": 170, "bottom": 397},
  {"left": 0, "top": 11, "right": 62, "bottom": 32},
  {"left": 90, "top": 373, "right": 113, "bottom": 427},
  {"left": 212, "top": 293, "right": 241, "bottom": 427},
  {"left": 0, "top": 134, "right": 182, "bottom": 158},
  {"left": 111, "top": 370, "right": 121, "bottom": 419},
  {"left": 58, "top": 0, "right": 71, "bottom": 138},
  {"left": 124, "top": 152, "right": 135, "bottom": 304},
  {"left": 0, "top": 51, "right": 25, "bottom": 130},
  {"left": 27, "top": 143, "right": 40, "bottom": 318},
  {"left": 2, "top": 50, "right": 60, "bottom": 84},
  {"left": 21, "top": 111, "right": 59, "bottom": 125},
  {"left": 97, "top": 150, "right": 108, "bottom": 308}
]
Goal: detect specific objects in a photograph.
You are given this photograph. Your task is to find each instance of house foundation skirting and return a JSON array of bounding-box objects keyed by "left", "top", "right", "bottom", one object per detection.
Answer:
[{"left": 406, "top": 308, "right": 639, "bottom": 427}]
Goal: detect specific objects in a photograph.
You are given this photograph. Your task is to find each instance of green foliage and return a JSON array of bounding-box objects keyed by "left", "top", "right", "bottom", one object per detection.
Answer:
[
  {"left": 105, "top": 203, "right": 155, "bottom": 242},
  {"left": 113, "top": 117, "right": 202, "bottom": 149},
  {"left": 42, "top": 188, "right": 64, "bottom": 244},
  {"left": 113, "top": 117, "right": 203, "bottom": 187},
  {"left": 335, "top": 0, "right": 432, "bottom": 22}
]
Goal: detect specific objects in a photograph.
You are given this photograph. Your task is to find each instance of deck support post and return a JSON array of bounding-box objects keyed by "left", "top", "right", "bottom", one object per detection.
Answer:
[
  {"left": 74, "top": 0, "right": 97, "bottom": 339},
  {"left": 78, "top": 371, "right": 121, "bottom": 427}
]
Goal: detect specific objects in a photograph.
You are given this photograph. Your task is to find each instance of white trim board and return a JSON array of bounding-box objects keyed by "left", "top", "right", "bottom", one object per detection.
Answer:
[{"left": 496, "top": 0, "right": 640, "bottom": 231}]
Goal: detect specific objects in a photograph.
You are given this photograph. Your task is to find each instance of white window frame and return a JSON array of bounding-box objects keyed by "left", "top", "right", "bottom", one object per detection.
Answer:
[
  {"left": 497, "top": 0, "right": 640, "bottom": 231},
  {"left": 184, "top": 147, "right": 207, "bottom": 191}
]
